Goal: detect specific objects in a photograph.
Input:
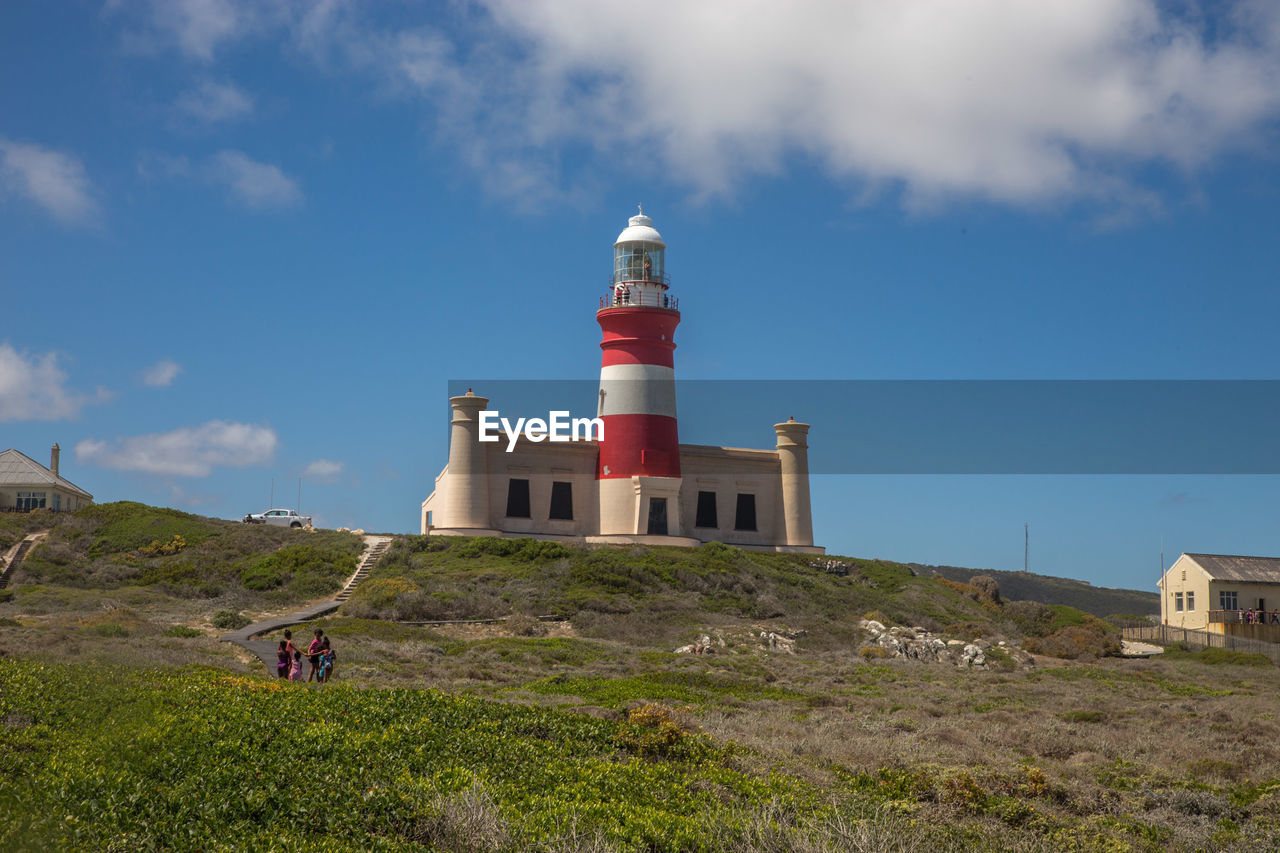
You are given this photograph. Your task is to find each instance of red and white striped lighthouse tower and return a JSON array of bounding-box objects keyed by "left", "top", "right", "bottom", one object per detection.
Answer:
[{"left": 596, "top": 208, "right": 683, "bottom": 537}]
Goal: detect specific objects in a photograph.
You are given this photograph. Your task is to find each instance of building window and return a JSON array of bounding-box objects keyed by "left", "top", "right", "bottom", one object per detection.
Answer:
[
  {"left": 647, "top": 497, "right": 668, "bottom": 536},
  {"left": 695, "top": 491, "right": 718, "bottom": 528},
  {"left": 425, "top": 511, "right": 433, "bottom": 527},
  {"left": 16, "top": 491, "right": 46, "bottom": 511},
  {"left": 1174, "top": 592, "right": 1183, "bottom": 612},
  {"left": 1185, "top": 591, "right": 1194, "bottom": 611},
  {"left": 505, "top": 479, "right": 531, "bottom": 518},
  {"left": 1219, "top": 590, "right": 1238, "bottom": 611},
  {"left": 53, "top": 494, "right": 61, "bottom": 511},
  {"left": 549, "top": 482, "right": 573, "bottom": 520},
  {"left": 734, "top": 494, "right": 757, "bottom": 531}
]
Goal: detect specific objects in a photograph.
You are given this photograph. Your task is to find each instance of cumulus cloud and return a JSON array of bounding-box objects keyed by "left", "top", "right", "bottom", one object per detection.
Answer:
[
  {"left": 0, "top": 138, "right": 96, "bottom": 224},
  {"left": 0, "top": 343, "right": 109, "bottom": 421},
  {"left": 175, "top": 80, "right": 253, "bottom": 123},
  {"left": 142, "top": 358, "right": 182, "bottom": 387},
  {"left": 76, "top": 420, "right": 277, "bottom": 477},
  {"left": 210, "top": 150, "right": 302, "bottom": 209},
  {"left": 123, "top": 0, "right": 1280, "bottom": 210},
  {"left": 141, "top": 149, "right": 302, "bottom": 210},
  {"left": 115, "top": 0, "right": 270, "bottom": 62},
  {"left": 301, "top": 458, "right": 344, "bottom": 481}
]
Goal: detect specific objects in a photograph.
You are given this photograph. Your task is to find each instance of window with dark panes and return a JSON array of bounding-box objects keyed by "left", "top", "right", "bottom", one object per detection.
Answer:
[
  {"left": 695, "top": 491, "right": 718, "bottom": 528},
  {"left": 506, "top": 479, "right": 531, "bottom": 518},
  {"left": 549, "top": 481, "right": 573, "bottom": 520},
  {"left": 734, "top": 494, "right": 757, "bottom": 531}
]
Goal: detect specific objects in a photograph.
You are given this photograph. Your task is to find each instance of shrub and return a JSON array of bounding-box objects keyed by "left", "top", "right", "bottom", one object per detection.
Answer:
[
  {"left": 612, "top": 703, "right": 709, "bottom": 760},
  {"left": 1058, "top": 710, "right": 1105, "bottom": 723},
  {"left": 350, "top": 578, "right": 421, "bottom": 615},
  {"left": 138, "top": 534, "right": 187, "bottom": 556},
  {"left": 506, "top": 613, "right": 548, "bottom": 637},
  {"left": 211, "top": 610, "right": 250, "bottom": 630},
  {"left": 969, "top": 575, "right": 1001, "bottom": 605},
  {"left": 163, "top": 625, "right": 204, "bottom": 638},
  {"left": 1022, "top": 624, "right": 1119, "bottom": 659},
  {"left": 860, "top": 645, "right": 889, "bottom": 660},
  {"left": 0, "top": 589, "right": 12, "bottom": 603},
  {"left": 1005, "top": 600, "right": 1054, "bottom": 638},
  {"left": 944, "top": 620, "right": 994, "bottom": 640}
]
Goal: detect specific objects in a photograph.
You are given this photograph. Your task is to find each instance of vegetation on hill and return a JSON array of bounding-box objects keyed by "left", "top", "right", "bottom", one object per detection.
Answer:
[
  {"left": 344, "top": 536, "right": 1120, "bottom": 659},
  {"left": 3, "top": 508, "right": 1280, "bottom": 849},
  {"left": 4, "top": 647, "right": 1279, "bottom": 851},
  {"left": 917, "top": 563, "right": 1158, "bottom": 620},
  {"left": 0, "top": 502, "right": 362, "bottom": 632}
]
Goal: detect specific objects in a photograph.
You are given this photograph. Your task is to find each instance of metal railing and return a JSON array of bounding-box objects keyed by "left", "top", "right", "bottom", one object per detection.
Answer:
[
  {"left": 1122, "top": 624, "right": 1280, "bottom": 665},
  {"left": 598, "top": 289, "right": 679, "bottom": 311},
  {"left": 1209, "top": 609, "right": 1280, "bottom": 625},
  {"left": 610, "top": 271, "right": 670, "bottom": 287}
]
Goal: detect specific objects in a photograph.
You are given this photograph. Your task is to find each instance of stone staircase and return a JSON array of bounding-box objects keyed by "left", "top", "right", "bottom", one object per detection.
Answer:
[
  {"left": 1, "top": 534, "right": 43, "bottom": 589},
  {"left": 335, "top": 536, "right": 392, "bottom": 603}
]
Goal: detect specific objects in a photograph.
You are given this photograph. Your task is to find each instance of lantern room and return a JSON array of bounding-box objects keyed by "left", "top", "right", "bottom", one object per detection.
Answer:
[{"left": 604, "top": 206, "right": 677, "bottom": 311}]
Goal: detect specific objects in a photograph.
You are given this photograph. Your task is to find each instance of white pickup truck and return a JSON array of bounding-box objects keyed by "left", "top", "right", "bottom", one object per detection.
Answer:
[{"left": 242, "top": 508, "right": 312, "bottom": 528}]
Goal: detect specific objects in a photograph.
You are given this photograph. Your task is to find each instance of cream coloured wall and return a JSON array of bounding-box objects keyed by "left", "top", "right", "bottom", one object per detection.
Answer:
[
  {"left": 678, "top": 445, "right": 784, "bottom": 547},
  {"left": 1159, "top": 554, "right": 1212, "bottom": 629},
  {"left": 422, "top": 425, "right": 820, "bottom": 551}
]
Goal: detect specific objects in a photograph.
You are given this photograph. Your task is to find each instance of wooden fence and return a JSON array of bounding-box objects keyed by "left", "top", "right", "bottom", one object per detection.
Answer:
[{"left": 1122, "top": 624, "right": 1280, "bottom": 665}]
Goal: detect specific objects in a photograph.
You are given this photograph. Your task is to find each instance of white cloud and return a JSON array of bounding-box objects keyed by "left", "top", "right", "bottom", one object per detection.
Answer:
[
  {"left": 454, "top": 0, "right": 1280, "bottom": 206},
  {"left": 0, "top": 343, "right": 109, "bottom": 421},
  {"left": 301, "top": 458, "right": 344, "bottom": 481},
  {"left": 210, "top": 150, "right": 302, "bottom": 209},
  {"left": 119, "top": 0, "right": 264, "bottom": 62},
  {"left": 175, "top": 80, "right": 253, "bottom": 123},
  {"left": 75, "top": 420, "right": 277, "bottom": 477},
  {"left": 142, "top": 358, "right": 182, "bottom": 387},
  {"left": 0, "top": 138, "right": 96, "bottom": 224},
  {"left": 121, "top": 0, "right": 1280, "bottom": 211}
]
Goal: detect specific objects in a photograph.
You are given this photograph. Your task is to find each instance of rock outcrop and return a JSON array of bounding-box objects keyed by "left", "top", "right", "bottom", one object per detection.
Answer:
[{"left": 858, "top": 619, "right": 1034, "bottom": 669}]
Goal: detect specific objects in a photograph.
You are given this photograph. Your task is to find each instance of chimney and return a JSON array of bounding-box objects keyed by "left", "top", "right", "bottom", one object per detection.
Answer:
[{"left": 51, "top": 443, "right": 60, "bottom": 478}]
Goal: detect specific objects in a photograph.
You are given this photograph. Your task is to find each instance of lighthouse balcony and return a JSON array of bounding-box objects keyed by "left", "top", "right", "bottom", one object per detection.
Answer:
[{"left": 599, "top": 287, "right": 679, "bottom": 311}]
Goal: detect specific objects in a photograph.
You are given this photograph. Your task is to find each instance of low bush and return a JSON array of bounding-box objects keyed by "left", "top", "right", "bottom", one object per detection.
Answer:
[
  {"left": 162, "top": 625, "right": 204, "bottom": 638},
  {"left": 211, "top": 609, "right": 250, "bottom": 630},
  {"left": 1022, "top": 624, "right": 1120, "bottom": 659}
]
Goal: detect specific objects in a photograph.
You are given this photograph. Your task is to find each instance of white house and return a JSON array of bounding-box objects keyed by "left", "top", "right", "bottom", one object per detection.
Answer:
[{"left": 0, "top": 444, "right": 93, "bottom": 513}]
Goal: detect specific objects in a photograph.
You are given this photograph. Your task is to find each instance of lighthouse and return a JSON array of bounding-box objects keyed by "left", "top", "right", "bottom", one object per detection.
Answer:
[
  {"left": 420, "top": 207, "right": 821, "bottom": 553},
  {"left": 596, "top": 208, "right": 683, "bottom": 536}
]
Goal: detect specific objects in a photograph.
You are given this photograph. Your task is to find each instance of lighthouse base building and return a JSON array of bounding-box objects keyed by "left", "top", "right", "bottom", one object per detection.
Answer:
[{"left": 420, "top": 211, "right": 822, "bottom": 555}]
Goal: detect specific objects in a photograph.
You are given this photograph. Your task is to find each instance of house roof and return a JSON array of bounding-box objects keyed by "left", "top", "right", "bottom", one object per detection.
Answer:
[
  {"left": 1185, "top": 553, "right": 1280, "bottom": 585},
  {"left": 0, "top": 448, "right": 93, "bottom": 500}
]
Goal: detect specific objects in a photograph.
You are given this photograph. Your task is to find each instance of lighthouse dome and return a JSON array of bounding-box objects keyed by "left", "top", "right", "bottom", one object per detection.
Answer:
[{"left": 614, "top": 209, "right": 665, "bottom": 248}]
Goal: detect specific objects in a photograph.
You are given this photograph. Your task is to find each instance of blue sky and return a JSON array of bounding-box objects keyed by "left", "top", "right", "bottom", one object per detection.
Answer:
[{"left": 3, "top": 1, "right": 1279, "bottom": 593}]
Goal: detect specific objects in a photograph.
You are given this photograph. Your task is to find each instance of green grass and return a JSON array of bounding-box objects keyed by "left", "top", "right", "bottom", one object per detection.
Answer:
[
  {"left": 0, "top": 659, "right": 815, "bottom": 852},
  {"left": 1161, "top": 646, "right": 1273, "bottom": 667}
]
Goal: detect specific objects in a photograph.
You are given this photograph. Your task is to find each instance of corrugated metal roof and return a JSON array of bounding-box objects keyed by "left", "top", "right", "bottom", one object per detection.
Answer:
[
  {"left": 1186, "top": 553, "right": 1280, "bottom": 585},
  {"left": 0, "top": 448, "right": 93, "bottom": 499}
]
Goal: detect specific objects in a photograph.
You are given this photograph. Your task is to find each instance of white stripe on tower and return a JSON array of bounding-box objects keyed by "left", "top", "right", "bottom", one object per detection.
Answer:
[{"left": 598, "top": 364, "right": 677, "bottom": 418}]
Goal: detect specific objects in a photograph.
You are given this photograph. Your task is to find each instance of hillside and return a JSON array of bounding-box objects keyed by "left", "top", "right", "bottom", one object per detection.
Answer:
[
  {"left": 914, "top": 563, "right": 1158, "bottom": 619},
  {"left": 3, "top": 510, "right": 1279, "bottom": 850},
  {"left": 0, "top": 501, "right": 363, "bottom": 633}
]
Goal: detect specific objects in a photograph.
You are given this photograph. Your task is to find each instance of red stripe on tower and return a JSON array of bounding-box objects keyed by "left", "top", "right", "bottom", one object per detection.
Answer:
[{"left": 596, "top": 208, "right": 681, "bottom": 482}]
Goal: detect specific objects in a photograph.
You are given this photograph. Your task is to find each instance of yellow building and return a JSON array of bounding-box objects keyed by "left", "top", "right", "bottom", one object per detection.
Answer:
[{"left": 1159, "top": 553, "right": 1280, "bottom": 634}]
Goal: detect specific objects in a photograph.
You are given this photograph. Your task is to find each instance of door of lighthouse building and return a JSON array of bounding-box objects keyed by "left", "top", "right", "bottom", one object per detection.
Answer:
[{"left": 647, "top": 498, "right": 668, "bottom": 536}]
